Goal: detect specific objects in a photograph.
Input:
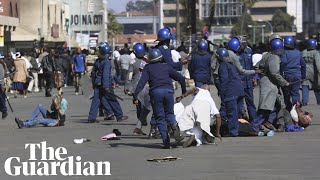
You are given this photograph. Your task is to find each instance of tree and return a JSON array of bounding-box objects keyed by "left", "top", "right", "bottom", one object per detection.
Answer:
[
  {"left": 272, "top": 9, "right": 295, "bottom": 32},
  {"left": 126, "top": 0, "right": 153, "bottom": 12},
  {"left": 240, "top": 0, "right": 257, "bottom": 34},
  {"left": 107, "top": 12, "right": 123, "bottom": 40}
]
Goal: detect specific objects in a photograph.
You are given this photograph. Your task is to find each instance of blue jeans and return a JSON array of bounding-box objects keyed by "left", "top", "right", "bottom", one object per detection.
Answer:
[
  {"left": 150, "top": 88, "right": 176, "bottom": 144},
  {"left": 64, "top": 70, "right": 69, "bottom": 85},
  {"left": 23, "top": 104, "right": 58, "bottom": 127}
]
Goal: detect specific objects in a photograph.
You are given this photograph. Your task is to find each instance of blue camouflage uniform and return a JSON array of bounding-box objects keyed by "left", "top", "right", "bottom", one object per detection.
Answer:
[
  {"left": 237, "top": 47, "right": 257, "bottom": 121},
  {"left": 88, "top": 57, "right": 124, "bottom": 122},
  {"left": 280, "top": 49, "right": 306, "bottom": 110}
]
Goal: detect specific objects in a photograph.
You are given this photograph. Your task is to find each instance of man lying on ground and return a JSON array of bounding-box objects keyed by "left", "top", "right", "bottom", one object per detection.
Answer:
[
  {"left": 15, "top": 94, "right": 68, "bottom": 128},
  {"left": 276, "top": 101, "right": 312, "bottom": 132},
  {"left": 175, "top": 84, "right": 222, "bottom": 148}
]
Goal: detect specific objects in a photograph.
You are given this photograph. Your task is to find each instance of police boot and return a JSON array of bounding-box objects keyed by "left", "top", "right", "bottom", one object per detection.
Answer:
[
  {"left": 171, "top": 123, "right": 184, "bottom": 143},
  {"left": 148, "top": 125, "right": 161, "bottom": 139}
]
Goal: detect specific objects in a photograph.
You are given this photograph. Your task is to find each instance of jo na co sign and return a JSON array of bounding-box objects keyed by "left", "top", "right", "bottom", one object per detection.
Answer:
[{"left": 70, "top": 14, "right": 103, "bottom": 26}]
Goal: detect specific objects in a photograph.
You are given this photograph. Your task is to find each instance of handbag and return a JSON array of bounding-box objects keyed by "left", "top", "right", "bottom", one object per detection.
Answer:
[{"left": 54, "top": 72, "right": 64, "bottom": 88}]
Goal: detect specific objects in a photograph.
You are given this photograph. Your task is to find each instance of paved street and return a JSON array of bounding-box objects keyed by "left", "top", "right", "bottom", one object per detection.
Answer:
[{"left": 0, "top": 86, "right": 320, "bottom": 180}]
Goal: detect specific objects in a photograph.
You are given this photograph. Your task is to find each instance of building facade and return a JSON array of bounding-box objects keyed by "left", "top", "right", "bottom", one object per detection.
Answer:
[
  {"left": 0, "top": 0, "right": 20, "bottom": 53},
  {"left": 200, "top": 0, "right": 243, "bottom": 25},
  {"left": 69, "top": 0, "right": 107, "bottom": 49}
]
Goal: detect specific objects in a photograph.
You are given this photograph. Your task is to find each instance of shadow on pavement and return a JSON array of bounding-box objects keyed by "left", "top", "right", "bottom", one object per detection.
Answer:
[{"left": 108, "top": 142, "right": 162, "bottom": 149}]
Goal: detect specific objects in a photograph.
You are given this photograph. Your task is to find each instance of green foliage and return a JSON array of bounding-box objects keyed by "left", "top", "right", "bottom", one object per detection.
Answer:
[
  {"left": 271, "top": 9, "right": 295, "bottom": 32},
  {"left": 107, "top": 13, "right": 123, "bottom": 40}
]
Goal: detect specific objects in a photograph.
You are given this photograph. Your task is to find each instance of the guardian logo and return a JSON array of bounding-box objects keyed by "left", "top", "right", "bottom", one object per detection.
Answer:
[{"left": 4, "top": 141, "right": 111, "bottom": 176}]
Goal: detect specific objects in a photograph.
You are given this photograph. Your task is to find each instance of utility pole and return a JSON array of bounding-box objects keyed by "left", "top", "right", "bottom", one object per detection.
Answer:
[
  {"left": 176, "top": 0, "right": 180, "bottom": 45},
  {"left": 80, "top": 0, "right": 83, "bottom": 47},
  {"left": 190, "top": 0, "right": 196, "bottom": 48}
]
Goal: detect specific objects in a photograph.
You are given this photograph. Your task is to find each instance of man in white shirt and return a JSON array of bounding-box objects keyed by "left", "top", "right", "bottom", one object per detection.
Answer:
[{"left": 175, "top": 84, "right": 222, "bottom": 147}]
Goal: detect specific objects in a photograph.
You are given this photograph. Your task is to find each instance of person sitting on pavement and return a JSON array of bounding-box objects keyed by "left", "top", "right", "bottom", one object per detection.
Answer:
[
  {"left": 14, "top": 94, "right": 68, "bottom": 128},
  {"left": 175, "top": 84, "right": 222, "bottom": 148},
  {"left": 275, "top": 101, "right": 313, "bottom": 132}
]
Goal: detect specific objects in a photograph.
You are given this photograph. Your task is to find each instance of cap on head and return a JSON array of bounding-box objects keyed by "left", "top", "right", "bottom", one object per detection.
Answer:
[
  {"left": 198, "top": 40, "right": 208, "bottom": 51},
  {"left": 98, "top": 42, "right": 112, "bottom": 56},
  {"left": 156, "top": 28, "right": 171, "bottom": 42},
  {"left": 284, "top": 36, "right": 295, "bottom": 48},
  {"left": 215, "top": 48, "right": 229, "bottom": 60},
  {"left": 133, "top": 43, "right": 146, "bottom": 57},
  {"left": 148, "top": 48, "right": 162, "bottom": 63},
  {"left": 228, "top": 37, "right": 241, "bottom": 52},
  {"left": 307, "top": 39, "right": 317, "bottom": 49}
]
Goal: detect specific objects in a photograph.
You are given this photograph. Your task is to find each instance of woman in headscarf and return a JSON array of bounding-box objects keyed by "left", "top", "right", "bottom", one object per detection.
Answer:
[{"left": 12, "top": 52, "right": 28, "bottom": 98}]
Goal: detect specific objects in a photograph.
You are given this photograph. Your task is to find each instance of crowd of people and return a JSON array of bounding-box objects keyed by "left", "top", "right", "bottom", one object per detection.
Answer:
[{"left": 7, "top": 27, "right": 319, "bottom": 149}]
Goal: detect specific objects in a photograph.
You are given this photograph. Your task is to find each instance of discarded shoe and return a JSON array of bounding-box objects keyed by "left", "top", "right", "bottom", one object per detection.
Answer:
[{"left": 113, "top": 129, "right": 122, "bottom": 136}]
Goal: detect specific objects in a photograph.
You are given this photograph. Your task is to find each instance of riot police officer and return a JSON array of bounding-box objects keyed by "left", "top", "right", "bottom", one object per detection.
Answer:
[
  {"left": 155, "top": 28, "right": 188, "bottom": 71},
  {"left": 280, "top": 36, "right": 306, "bottom": 110},
  {"left": 133, "top": 48, "right": 186, "bottom": 149},
  {"left": 217, "top": 48, "right": 244, "bottom": 136},
  {"left": 190, "top": 40, "right": 212, "bottom": 87},
  {"left": 228, "top": 36, "right": 257, "bottom": 121},
  {"left": 251, "top": 34, "right": 290, "bottom": 131},
  {"left": 301, "top": 39, "right": 320, "bottom": 105},
  {"left": 88, "top": 42, "right": 128, "bottom": 123}
]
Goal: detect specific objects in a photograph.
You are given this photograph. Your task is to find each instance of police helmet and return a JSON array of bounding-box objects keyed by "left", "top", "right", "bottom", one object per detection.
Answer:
[
  {"left": 284, "top": 36, "right": 295, "bottom": 48},
  {"left": 148, "top": 48, "right": 162, "bottom": 63},
  {"left": 155, "top": 28, "right": 171, "bottom": 42},
  {"left": 228, "top": 37, "right": 241, "bottom": 52},
  {"left": 269, "top": 34, "right": 282, "bottom": 43},
  {"left": 307, "top": 39, "right": 317, "bottom": 49},
  {"left": 270, "top": 39, "right": 284, "bottom": 51},
  {"left": 98, "top": 42, "right": 112, "bottom": 55},
  {"left": 198, "top": 40, "right": 208, "bottom": 51},
  {"left": 215, "top": 48, "right": 229, "bottom": 60},
  {"left": 133, "top": 43, "right": 146, "bottom": 57}
]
